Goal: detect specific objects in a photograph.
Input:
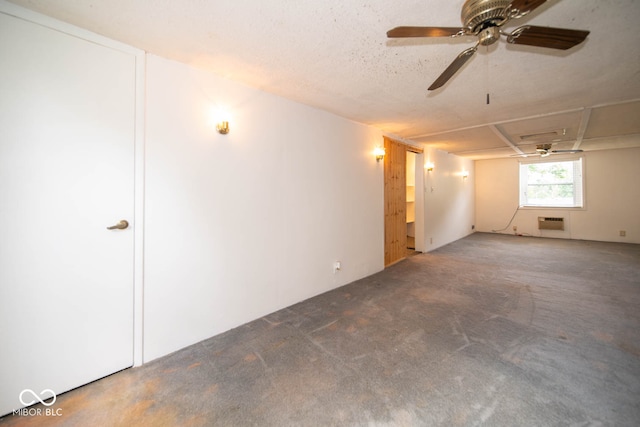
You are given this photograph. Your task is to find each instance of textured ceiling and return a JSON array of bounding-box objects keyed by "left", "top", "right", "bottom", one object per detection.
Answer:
[{"left": 8, "top": 0, "right": 640, "bottom": 158}]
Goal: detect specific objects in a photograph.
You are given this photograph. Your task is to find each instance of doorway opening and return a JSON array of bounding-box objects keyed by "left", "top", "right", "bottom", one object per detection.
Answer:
[{"left": 406, "top": 151, "right": 419, "bottom": 256}]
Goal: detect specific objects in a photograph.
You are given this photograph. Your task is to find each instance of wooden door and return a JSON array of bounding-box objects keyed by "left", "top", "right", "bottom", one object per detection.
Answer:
[
  {"left": 0, "top": 11, "right": 136, "bottom": 416},
  {"left": 383, "top": 137, "right": 423, "bottom": 266},
  {"left": 384, "top": 137, "right": 408, "bottom": 266}
]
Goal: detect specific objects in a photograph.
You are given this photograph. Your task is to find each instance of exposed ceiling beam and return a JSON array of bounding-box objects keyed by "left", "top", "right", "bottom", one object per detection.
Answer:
[
  {"left": 410, "top": 107, "right": 586, "bottom": 140},
  {"left": 572, "top": 108, "right": 591, "bottom": 151},
  {"left": 489, "top": 125, "right": 525, "bottom": 156},
  {"left": 409, "top": 99, "right": 640, "bottom": 141}
]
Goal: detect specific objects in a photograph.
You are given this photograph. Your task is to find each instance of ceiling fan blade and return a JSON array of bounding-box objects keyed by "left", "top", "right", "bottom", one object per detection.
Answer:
[
  {"left": 387, "top": 26, "right": 464, "bottom": 38},
  {"left": 507, "top": 25, "right": 590, "bottom": 50},
  {"left": 508, "top": 0, "right": 547, "bottom": 17},
  {"left": 552, "top": 149, "right": 584, "bottom": 153},
  {"left": 428, "top": 46, "right": 477, "bottom": 91}
]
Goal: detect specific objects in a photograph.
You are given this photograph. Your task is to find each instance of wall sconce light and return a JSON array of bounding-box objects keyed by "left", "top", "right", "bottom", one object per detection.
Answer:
[
  {"left": 425, "top": 162, "right": 434, "bottom": 172},
  {"left": 211, "top": 105, "right": 231, "bottom": 135},
  {"left": 461, "top": 170, "right": 469, "bottom": 179},
  {"left": 216, "top": 121, "right": 230, "bottom": 135},
  {"left": 374, "top": 146, "right": 386, "bottom": 162}
]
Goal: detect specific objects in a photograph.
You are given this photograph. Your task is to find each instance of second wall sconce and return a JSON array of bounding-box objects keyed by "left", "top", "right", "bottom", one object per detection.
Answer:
[
  {"left": 425, "top": 162, "right": 434, "bottom": 172},
  {"left": 461, "top": 170, "right": 469, "bottom": 179},
  {"left": 374, "top": 146, "right": 386, "bottom": 162},
  {"left": 216, "top": 121, "right": 230, "bottom": 135}
]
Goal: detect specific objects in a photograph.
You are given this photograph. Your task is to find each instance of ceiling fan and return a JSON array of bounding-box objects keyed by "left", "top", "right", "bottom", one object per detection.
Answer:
[
  {"left": 514, "top": 143, "right": 583, "bottom": 157},
  {"left": 387, "top": 0, "right": 590, "bottom": 91}
]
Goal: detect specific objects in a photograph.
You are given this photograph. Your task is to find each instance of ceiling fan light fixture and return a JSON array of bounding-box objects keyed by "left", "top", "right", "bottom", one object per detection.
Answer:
[
  {"left": 479, "top": 26, "right": 501, "bottom": 46},
  {"left": 511, "top": 141, "right": 584, "bottom": 158}
]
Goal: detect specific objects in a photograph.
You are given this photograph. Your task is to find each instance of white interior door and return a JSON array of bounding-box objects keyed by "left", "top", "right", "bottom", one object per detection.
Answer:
[{"left": 0, "top": 11, "right": 136, "bottom": 416}]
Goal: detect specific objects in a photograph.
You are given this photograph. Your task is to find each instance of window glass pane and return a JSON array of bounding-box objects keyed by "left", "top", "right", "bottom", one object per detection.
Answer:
[{"left": 519, "top": 158, "right": 583, "bottom": 208}]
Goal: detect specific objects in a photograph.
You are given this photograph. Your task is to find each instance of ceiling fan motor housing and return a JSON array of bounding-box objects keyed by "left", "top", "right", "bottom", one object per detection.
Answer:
[{"left": 462, "top": 0, "right": 511, "bottom": 33}]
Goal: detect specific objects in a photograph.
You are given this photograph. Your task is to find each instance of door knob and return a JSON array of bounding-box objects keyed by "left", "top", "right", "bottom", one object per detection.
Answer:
[{"left": 107, "top": 220, "right": 129, "bottom": 230}]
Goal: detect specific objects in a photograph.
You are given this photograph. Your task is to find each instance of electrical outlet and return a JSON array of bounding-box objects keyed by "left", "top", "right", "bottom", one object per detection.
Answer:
[
  {"left": 429, "top": 237, "right": 433, "bottom": 244},
  {"left": 513, "top": 226, "right": 517, "bottom": 232},
  {"left": 620, "top": 230, "right": 626, "bottom": 237},
  {"left": 333, "top": 261, "right": 341, "bottom": 273}
]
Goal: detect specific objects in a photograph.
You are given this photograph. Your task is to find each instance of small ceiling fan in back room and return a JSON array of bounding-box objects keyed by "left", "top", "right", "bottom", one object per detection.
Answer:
[
  {"left": 513, "top": 143, "right": 583, "bottom": 157},
  {"left": 387, "top": 0, "right": 590, "bottom": 91}
]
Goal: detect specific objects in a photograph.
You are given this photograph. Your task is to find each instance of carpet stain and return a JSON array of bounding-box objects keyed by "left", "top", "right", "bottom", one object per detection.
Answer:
[
  {"left": 181, "top": 415, "right": 208, "bottom": 427},
  {"left": 591, "top": 360, "right": 609, "bottom": 372},
  {"left": 452, "top": 410, "right": 470, "bottom": 425},
  {"left": 592, "top": 330, "right": 614, "bottom": 343},
  {"left": 270, "top": 339, "right": 287, "bottom": 350},
  {"left": 617, "top": 341, "right": 640, "bottom": 357},
  {"left": 357, "top": 317, "right": 370, "bottom": 326},
  {"left": 142, "top": 378, "right": 162, "bottom": 396},
  {"left": 410, "top": 287, "right": 474, "bottom": 307},
  {"left": 124, "top": 401, "right": 180, "bottom": 427},
  {"left": 124, "top": 399, "right": 155, "bottom": 419},
  {"left": 53, "top": 387, "right": 92, "bottom": 414}
]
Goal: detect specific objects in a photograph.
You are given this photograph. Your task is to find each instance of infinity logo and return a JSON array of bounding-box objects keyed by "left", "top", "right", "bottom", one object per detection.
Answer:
[{"left": 19, "top": 389, "right": 57, "bottom": 407}]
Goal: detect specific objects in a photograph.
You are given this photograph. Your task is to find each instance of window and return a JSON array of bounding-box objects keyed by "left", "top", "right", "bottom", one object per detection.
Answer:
[{"left": 519, "top": 158, "right": 584, "bottom": 208}]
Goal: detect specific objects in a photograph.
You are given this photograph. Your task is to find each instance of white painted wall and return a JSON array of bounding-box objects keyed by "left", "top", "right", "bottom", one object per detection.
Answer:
[
  {"left": 421, "top": 147, "right": 476, "bottom": 251},
  {"left": 144, "top": 55, "right": 384, "bottom": 361},
  {"left": 475, "top": 146, "right": 640, "bottom": 244}
]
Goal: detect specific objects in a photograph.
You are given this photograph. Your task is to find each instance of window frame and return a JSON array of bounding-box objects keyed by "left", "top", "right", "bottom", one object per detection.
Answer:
[{"left": 518, "top": 155, "right": 586, "bottom": 210}]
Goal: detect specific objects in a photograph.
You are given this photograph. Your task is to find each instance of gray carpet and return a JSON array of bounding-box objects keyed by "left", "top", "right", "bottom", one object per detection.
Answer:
[{"left": 3, "top": 233, "right": 639, "bottom": 426}]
